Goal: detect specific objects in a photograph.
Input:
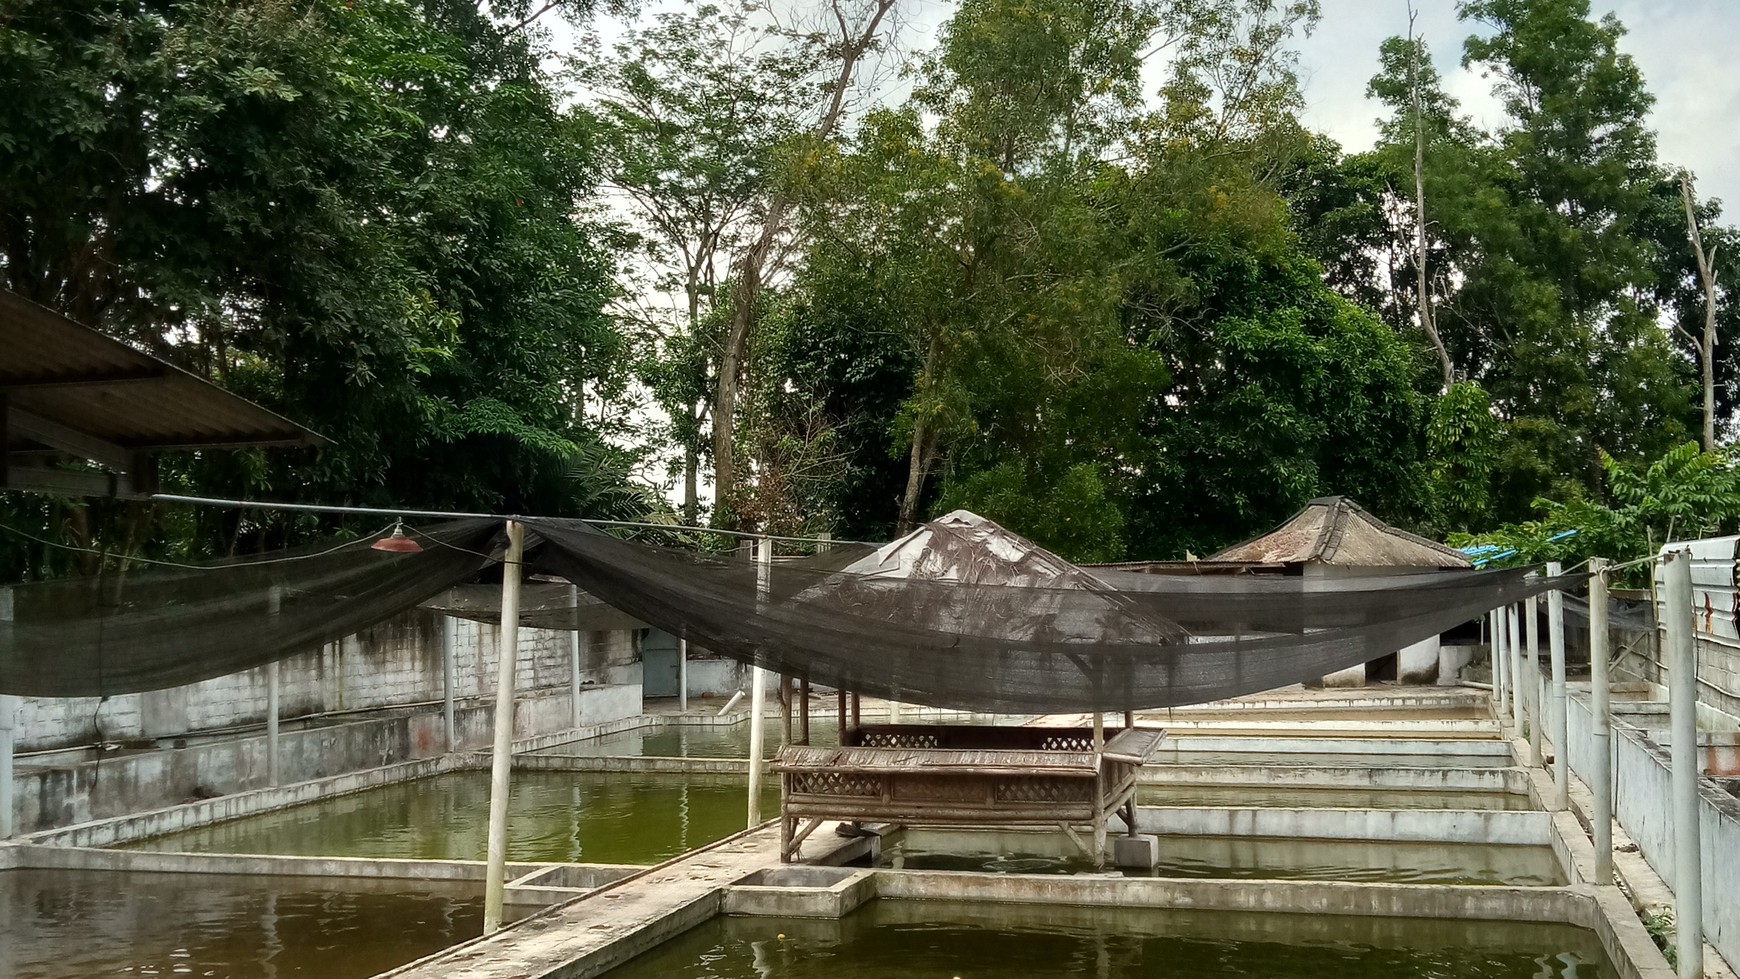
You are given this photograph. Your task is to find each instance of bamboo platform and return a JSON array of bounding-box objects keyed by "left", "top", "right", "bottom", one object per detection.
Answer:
[{"left": 771, "top": 724, "right": 1165, "bottom": 863}]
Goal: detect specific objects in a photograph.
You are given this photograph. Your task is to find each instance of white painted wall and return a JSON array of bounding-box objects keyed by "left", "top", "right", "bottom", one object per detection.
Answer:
[{"left": 1566, "top": 690, "right": 1740, "bottom": 971}]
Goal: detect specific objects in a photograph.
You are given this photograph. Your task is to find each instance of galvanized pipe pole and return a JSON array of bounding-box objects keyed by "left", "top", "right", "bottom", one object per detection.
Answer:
[
  {"left": 1491, "top": 609, "right": 1508, "bottom": 715},
  {"left": 1508, "top": 605, "right": 1525, "bottom": 733},
  {"left": 442, "top": 610, "right": 457, "bottom": 752},
  {"left": 1547, "top": 563, "right": 1569, "bottom": 809},
  {"left": 1662, "top": 548, "right": 1705, "bottom": 979},
  {"left": 266, "top": 586, "right": 283, "bottom": 787},
  {"left": 747, "top": 537, "right": 771, "bottom": 827},
  {"left": 677, "top": 637, "right": 689, "bottom": 713},
  {"left": 1589, "top": 558, "right": 1614, "bottom": 884},
  {"left": 568, "top": 585, "right": 583, "bottom": 730},
  {"left": 1526, "top": 595, "right": 1543, "bottom": 767},
  {"left": 482, "top": 520, "right": 526, "bottom": 935},
  {"left": 0, "top": 585, "right": 15, "bottom": 840}
]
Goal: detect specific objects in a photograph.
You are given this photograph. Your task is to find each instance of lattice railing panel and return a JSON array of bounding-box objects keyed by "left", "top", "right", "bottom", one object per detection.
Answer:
[{"left": 788, "top": 772, "right": 882, "bottom": 797}]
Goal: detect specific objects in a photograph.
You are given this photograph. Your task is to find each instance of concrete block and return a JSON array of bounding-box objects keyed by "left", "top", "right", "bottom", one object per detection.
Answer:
[
  {"left": 1322, "top": 664, "right": 1366, "bottom": 688},
  {"left": 1112, "top": 833, "right": 1160, "bottom": 870},
  {"left": 1400, "top": 636, "right": 1442, "bottom": 684}
]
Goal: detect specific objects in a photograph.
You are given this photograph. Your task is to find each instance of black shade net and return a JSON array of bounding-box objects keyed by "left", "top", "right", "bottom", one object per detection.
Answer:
[
  {"left": 0, "top": 520, "right": 500, "bottom": 697},
  {"left": 526, "top": 518, "right": 1576, "bottom": 713}
]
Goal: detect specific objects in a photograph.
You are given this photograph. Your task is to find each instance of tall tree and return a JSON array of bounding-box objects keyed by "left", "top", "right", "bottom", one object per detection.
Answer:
[{"left": 1678, "top": 172, "right": 1721, "bottom": 451}]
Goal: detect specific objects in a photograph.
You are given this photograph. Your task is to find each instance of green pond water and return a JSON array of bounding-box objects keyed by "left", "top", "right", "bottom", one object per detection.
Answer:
[
  {"left": 600, "top": 900, "right": 1613, "bottom": 979},
  {"left": 0, "top": 868, "right": 519, "bottom": 979},
  {"left": 128, "top": 771, "right": 764, "bottom": 864},
  {"left": 1137, "top": 784, "right": 1534, "bottom": 810},
  {"left": 532, "top": 720, "right": 842, "bottom": 759},
  {"left": 881, "top": 833, "right": 1566, "bottom": 885}
]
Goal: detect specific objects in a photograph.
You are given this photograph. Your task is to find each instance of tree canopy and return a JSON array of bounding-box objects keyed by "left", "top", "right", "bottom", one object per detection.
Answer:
[{"left": 2, "top": 0, "right": 1731, "bottom": 573}]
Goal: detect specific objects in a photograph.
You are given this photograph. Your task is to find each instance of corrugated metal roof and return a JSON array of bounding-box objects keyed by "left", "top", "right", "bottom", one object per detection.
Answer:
[
  {"left": 2, "top": 289, "right": 325, "bottom": 458},
  {"left": 1206, "top": 497, "right": 1471, "bottom": 569}
]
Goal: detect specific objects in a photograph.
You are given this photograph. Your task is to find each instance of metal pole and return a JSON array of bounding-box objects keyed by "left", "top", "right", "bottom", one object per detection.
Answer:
[
  {"left": 1508, "top": 605, "right": 1524, "bottom": 732},
  {"left": 1526, "top": 594, "right": 1543, "bottom": 768},
  {"left": 483, "top": 520, "right": 525, "bottom": 935},
  {"left": 0, "top": 585, "right": 15, "bottom": 839},
  {"left": 747, "top": 537, "right": 770, "bottom": 827},
  {"left": 1092, "top": 710, "right": 1106, "bottom": 864},
  {"left": 266, "top": 586, "right": 282, "bottom": 787},
  {"left": 1590, "top": 558, "right": 1613, "bottom": 885},
  {"left": 568, "top": 585, "right": 583, "bottom": 730},
  {"left": 1663, "top": 548, "right": 1704, "bottom": 979},
  {"left": 1491, "top": 608, "right": 1508, "bottom": 713},
  {"left": 1547, "top": 563, "right": 1569, "bottom": 810},
  {"left": 442, "top": 611, "right": 457, "bottom": 752},
  {"left": 678, "top": 637, "right": 689, "bottom": 713}
]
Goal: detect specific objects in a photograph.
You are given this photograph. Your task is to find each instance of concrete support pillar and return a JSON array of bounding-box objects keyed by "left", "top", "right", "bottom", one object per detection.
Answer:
[
  {"left": 0, "top": 585, "right": 15, "bottom": 840},
  {"left": 483, "top": 520, "right": 525, "bottom": 935},
  {"left": 568, "top": 585, "right": 583, "bottom": 730},
  {"left": 1525, "top": 596, "right": 1543, "bottom": 767},
  {"left": 678, "top": 637, "right": 689, "bottom": 713},
  {"left": 1589, "top": 558, "right": 1613, "bottom": 885},
  {"left": 1092, "top": 711, "right": 1106, "bottom": 865},
  {"left": 1547, "top": 562, "right": 1569, "bottom": 810},
  {"left": 1662, "top": 548, "right": 1704, "bottom": 979},
  {"left": 266, "top": 586, "right": 282, "bottom": 788},
  {"left": 747, "top": 537, "right": 770, "bottom": 827},
  {"left": 1508, "top": 605, "right": 1524, "bottom": 731},
  {"left": 442, "top": 611, "right": 457, "bottom": 752}
]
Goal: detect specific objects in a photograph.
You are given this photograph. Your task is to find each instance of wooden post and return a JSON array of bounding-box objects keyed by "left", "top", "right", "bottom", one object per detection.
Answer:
[
  {"left": 851, "top": 692, "right": 861, "bottom": 731},
  {"left": 483, "top": 520, "right": 525, "bottom": 935},
  {"left": 837, "top": 688, "right": 848, "bottom": 746},
  {"left": 747, "top": 537, "right": 770, "bottom": 827},
  {"left": 1663, "top": 548, "right": 1704, "bottom": 979},
  {"left": 1589, "top": 559, "right": 1614, "bottom": 884},
  {"left": 799, "top": 677, "right": 811, "bottom": 745},
  {"left": 780, "top": 675, "right": 793, "bottom": 746}
]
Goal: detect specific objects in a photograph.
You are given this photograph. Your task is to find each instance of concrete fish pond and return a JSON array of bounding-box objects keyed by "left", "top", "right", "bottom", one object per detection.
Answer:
[
  {"left": 878, "top": 831, "right": 1567, "bottom": 885},
  {"left": 0, "top": 867, "right": 522, "bottom": 979},
  {"left": 126, "top": 770, "right": 763, "bottom": 864},
  {"left": 594, "top": 900, "right": 1618, "bottom": 979}
]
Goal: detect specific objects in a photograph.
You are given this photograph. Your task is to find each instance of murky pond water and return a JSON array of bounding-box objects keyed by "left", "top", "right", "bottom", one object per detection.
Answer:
[
  {"left": 532, "top": 721, "right": 842, "bottom": 759},
  {"left": 1138, "top": 784, "right": 1533, "bottom": 810},
  {"left": 881, "top": 831, "right": 1565, "bottom": 885},
  {"left": 0, "top": 868, "right": 509, "bottom": 979},
  {"left": 600, "top": 900, "right": 1613, "bottom": 979},
  {"left": 127, "top": 771, "right": 762, "bottom": 864}
]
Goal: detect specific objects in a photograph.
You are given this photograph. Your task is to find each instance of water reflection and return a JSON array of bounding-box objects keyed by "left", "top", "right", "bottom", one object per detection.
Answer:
[
  {"left": 0, "top": 868, "right": 493, "bottom": 979},
  {"left": 129, "top": 771, "right": 764, "bottom": 865}
]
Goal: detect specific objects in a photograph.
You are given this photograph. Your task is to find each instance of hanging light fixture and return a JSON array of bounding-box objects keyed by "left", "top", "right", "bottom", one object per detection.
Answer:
[{"left": 371, "top": 520, "right": 424, "bottom": 554}]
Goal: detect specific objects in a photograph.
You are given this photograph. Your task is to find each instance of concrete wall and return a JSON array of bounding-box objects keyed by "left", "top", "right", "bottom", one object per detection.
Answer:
[
  {"left": 1565, "top": 691, "right": 1740, "bottom": 970},
  {"left": 14, "top": 610, "right": 641, "bottom": 751},
  {"left": 682, "top": 656, "right": 778, "bottom": 701}
]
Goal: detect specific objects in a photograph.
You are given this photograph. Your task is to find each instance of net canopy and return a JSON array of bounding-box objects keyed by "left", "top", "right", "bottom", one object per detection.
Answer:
[
  {"left": 528, "top": 512, "right": 1575, "bottom": 712},
  {"left": 0, "top": 520, "right": 500, "bottom": 697}
]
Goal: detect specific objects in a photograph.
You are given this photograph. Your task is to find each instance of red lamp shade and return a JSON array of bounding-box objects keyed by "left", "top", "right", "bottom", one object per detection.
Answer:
[{"left": 371, "top": 523, "right": 423, "bottom": 554}]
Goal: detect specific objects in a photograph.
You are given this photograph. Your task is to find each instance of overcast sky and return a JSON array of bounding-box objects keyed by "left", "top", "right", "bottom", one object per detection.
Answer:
[{"left": 1295, "top": 1, "right": 1740, "bottom": 212}]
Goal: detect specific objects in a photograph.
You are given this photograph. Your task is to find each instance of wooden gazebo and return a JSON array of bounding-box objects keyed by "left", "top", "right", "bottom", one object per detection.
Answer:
[{"left": 771, "top": 723, "right": 1164, "bottom": 863}]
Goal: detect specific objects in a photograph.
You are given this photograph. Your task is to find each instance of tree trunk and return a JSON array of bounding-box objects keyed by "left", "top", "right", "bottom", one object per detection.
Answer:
[
  {"left": 1408, "top": 4, "right": 1452, "bottom": 392},
  {"left": 896, "top": 335, "right": 943, "bottom": 534},
  {"left": 1680, "top": 173, "right": 1720, "bottom": 451},
  {"left": 708, "top": 0, "right": 898, "bottom": 520},
  {"left": 683, "top": 435, "right": 699, "bottom": 525}
]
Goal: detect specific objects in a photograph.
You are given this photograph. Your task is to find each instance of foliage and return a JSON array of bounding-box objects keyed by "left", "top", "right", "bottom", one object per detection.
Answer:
[
  {"left": 0, "top": 0, "right": 641, "bottom": 569},
  {"left": 1452, "top": 442, "right": 1740, "bottom": 585}
]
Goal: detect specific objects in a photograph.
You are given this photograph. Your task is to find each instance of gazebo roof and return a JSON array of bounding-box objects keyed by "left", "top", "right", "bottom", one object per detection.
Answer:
[{"left": 1206, "top": 496, "right": 1471, "bottom": 569}]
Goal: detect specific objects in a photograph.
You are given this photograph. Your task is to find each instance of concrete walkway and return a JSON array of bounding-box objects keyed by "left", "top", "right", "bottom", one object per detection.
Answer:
[{"left": 382, "top": 824, "right": 796, "bottom": 979}]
